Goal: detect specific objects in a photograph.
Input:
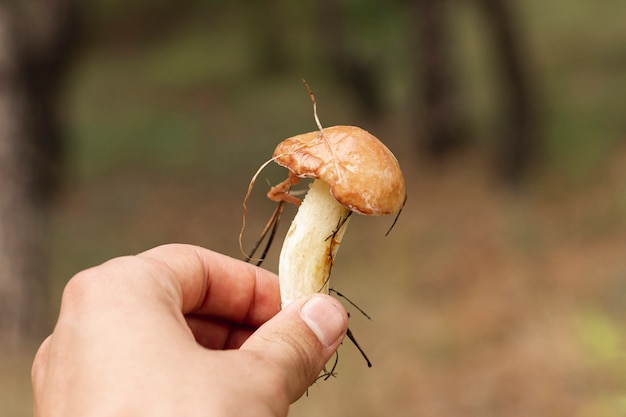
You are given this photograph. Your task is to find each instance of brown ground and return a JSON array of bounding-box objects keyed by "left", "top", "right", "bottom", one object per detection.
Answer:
[{"left": 5, "top": 139, "right": 626, "bottom": 416}]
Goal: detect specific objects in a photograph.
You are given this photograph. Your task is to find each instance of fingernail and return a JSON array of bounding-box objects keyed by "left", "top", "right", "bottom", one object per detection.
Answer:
[{"left": 300, "top": 295, "right": 346, "bottom": 348}]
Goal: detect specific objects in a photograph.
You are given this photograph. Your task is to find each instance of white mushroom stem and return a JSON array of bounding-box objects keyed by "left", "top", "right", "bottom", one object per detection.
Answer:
[{"left": 279, "top": 179, "right": 351, "bottom": 307}]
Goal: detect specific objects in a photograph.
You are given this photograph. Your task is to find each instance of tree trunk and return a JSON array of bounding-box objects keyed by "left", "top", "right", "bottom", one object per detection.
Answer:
[
  {"left": 317, "top": 0, "right": 384, "bottom": 117},
  {"left": 411, "top": 0, "right": 468, "bottom": 158},
  {"left": 478, "top": 0, "right": 539, "bottom": 184},
  {"left": 0, "top": 0, "right": 80, "bottom": 351},
  {"left": 246, "top": 0, "right": 291, "bottom": 74}
]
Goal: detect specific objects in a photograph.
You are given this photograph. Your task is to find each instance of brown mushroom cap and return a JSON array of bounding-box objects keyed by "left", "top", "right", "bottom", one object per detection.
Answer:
[{"left": 272, "top": 125, "right": 406, "bottom": 215}]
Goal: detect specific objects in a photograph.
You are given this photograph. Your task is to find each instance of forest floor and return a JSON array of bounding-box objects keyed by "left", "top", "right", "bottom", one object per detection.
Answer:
[{"left": 4, "top": 141, "right": 626, "bottom": 417}]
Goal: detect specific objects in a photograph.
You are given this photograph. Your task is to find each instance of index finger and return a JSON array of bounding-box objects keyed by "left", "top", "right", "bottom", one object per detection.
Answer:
[{"left": 138, "top": 244, "right": 281, "bottom": 327}]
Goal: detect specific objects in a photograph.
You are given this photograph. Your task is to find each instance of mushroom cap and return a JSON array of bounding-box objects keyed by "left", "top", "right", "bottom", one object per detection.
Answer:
[{"left": 272, "top": 125, "right": 406, "bottom": 215}]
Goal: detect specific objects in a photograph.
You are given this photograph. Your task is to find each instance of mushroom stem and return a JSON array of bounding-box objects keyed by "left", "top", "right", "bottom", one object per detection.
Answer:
[{"left": 279, "top": 179, "right": 351, "bottom": 307}]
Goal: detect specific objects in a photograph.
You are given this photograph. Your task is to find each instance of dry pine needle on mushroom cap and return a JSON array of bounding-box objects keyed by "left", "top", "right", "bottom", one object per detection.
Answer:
[{"left": 272, "top": 125, "right": 406, "bottom": 216}]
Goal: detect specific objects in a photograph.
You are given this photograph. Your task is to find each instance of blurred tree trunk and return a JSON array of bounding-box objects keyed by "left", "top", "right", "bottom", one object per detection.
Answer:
[
  {"left": 317, "top": 0, "right": 384, "bottom": 117},
  {"left": 411, "top": 0, "right": 538, "bottom": 182},
  {"left": 246, "top": 0, "right": 291, "bottom": 74},
  {"left": 412, "top": 0, "right": 468, "bottom": 158},
  {"left": 0, "top": 0, "right": 79, "bottom": 350},
  {"left": 478, "top": 0, "right": 539, "bottom": 184}
]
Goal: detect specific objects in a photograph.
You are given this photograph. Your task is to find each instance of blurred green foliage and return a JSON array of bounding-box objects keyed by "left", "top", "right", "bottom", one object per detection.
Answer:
[
  {"left": 576, "top": 310, "right": 625, "bottom": 367},
  {"left": 68, "top": 0, "right": 626, "bottom": 183}
]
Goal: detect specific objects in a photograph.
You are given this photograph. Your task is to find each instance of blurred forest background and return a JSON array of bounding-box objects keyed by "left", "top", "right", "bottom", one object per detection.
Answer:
[{"left": 2, "top": 0, "right": 626, "bottom": 416}]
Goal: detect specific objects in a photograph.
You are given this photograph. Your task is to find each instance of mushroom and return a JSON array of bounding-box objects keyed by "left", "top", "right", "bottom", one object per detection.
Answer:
[{"left": 268, "top": 125, "right": 406, "bottom": 307}]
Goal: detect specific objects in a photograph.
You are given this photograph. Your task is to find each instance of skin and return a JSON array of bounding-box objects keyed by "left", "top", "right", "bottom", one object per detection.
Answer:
[{"left": 31, "top": 244, "right": 348, "bottom": 417}]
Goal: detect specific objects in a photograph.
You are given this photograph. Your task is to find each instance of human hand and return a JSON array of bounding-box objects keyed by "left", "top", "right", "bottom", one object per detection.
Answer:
[{"left": 31, "top": 244, "right": 348, "bottom": 417}]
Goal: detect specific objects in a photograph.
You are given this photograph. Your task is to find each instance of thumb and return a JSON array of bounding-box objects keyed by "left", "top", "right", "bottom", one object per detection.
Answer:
[{"left": 240, "top": 294, "right": 348, "bottom": 402}]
